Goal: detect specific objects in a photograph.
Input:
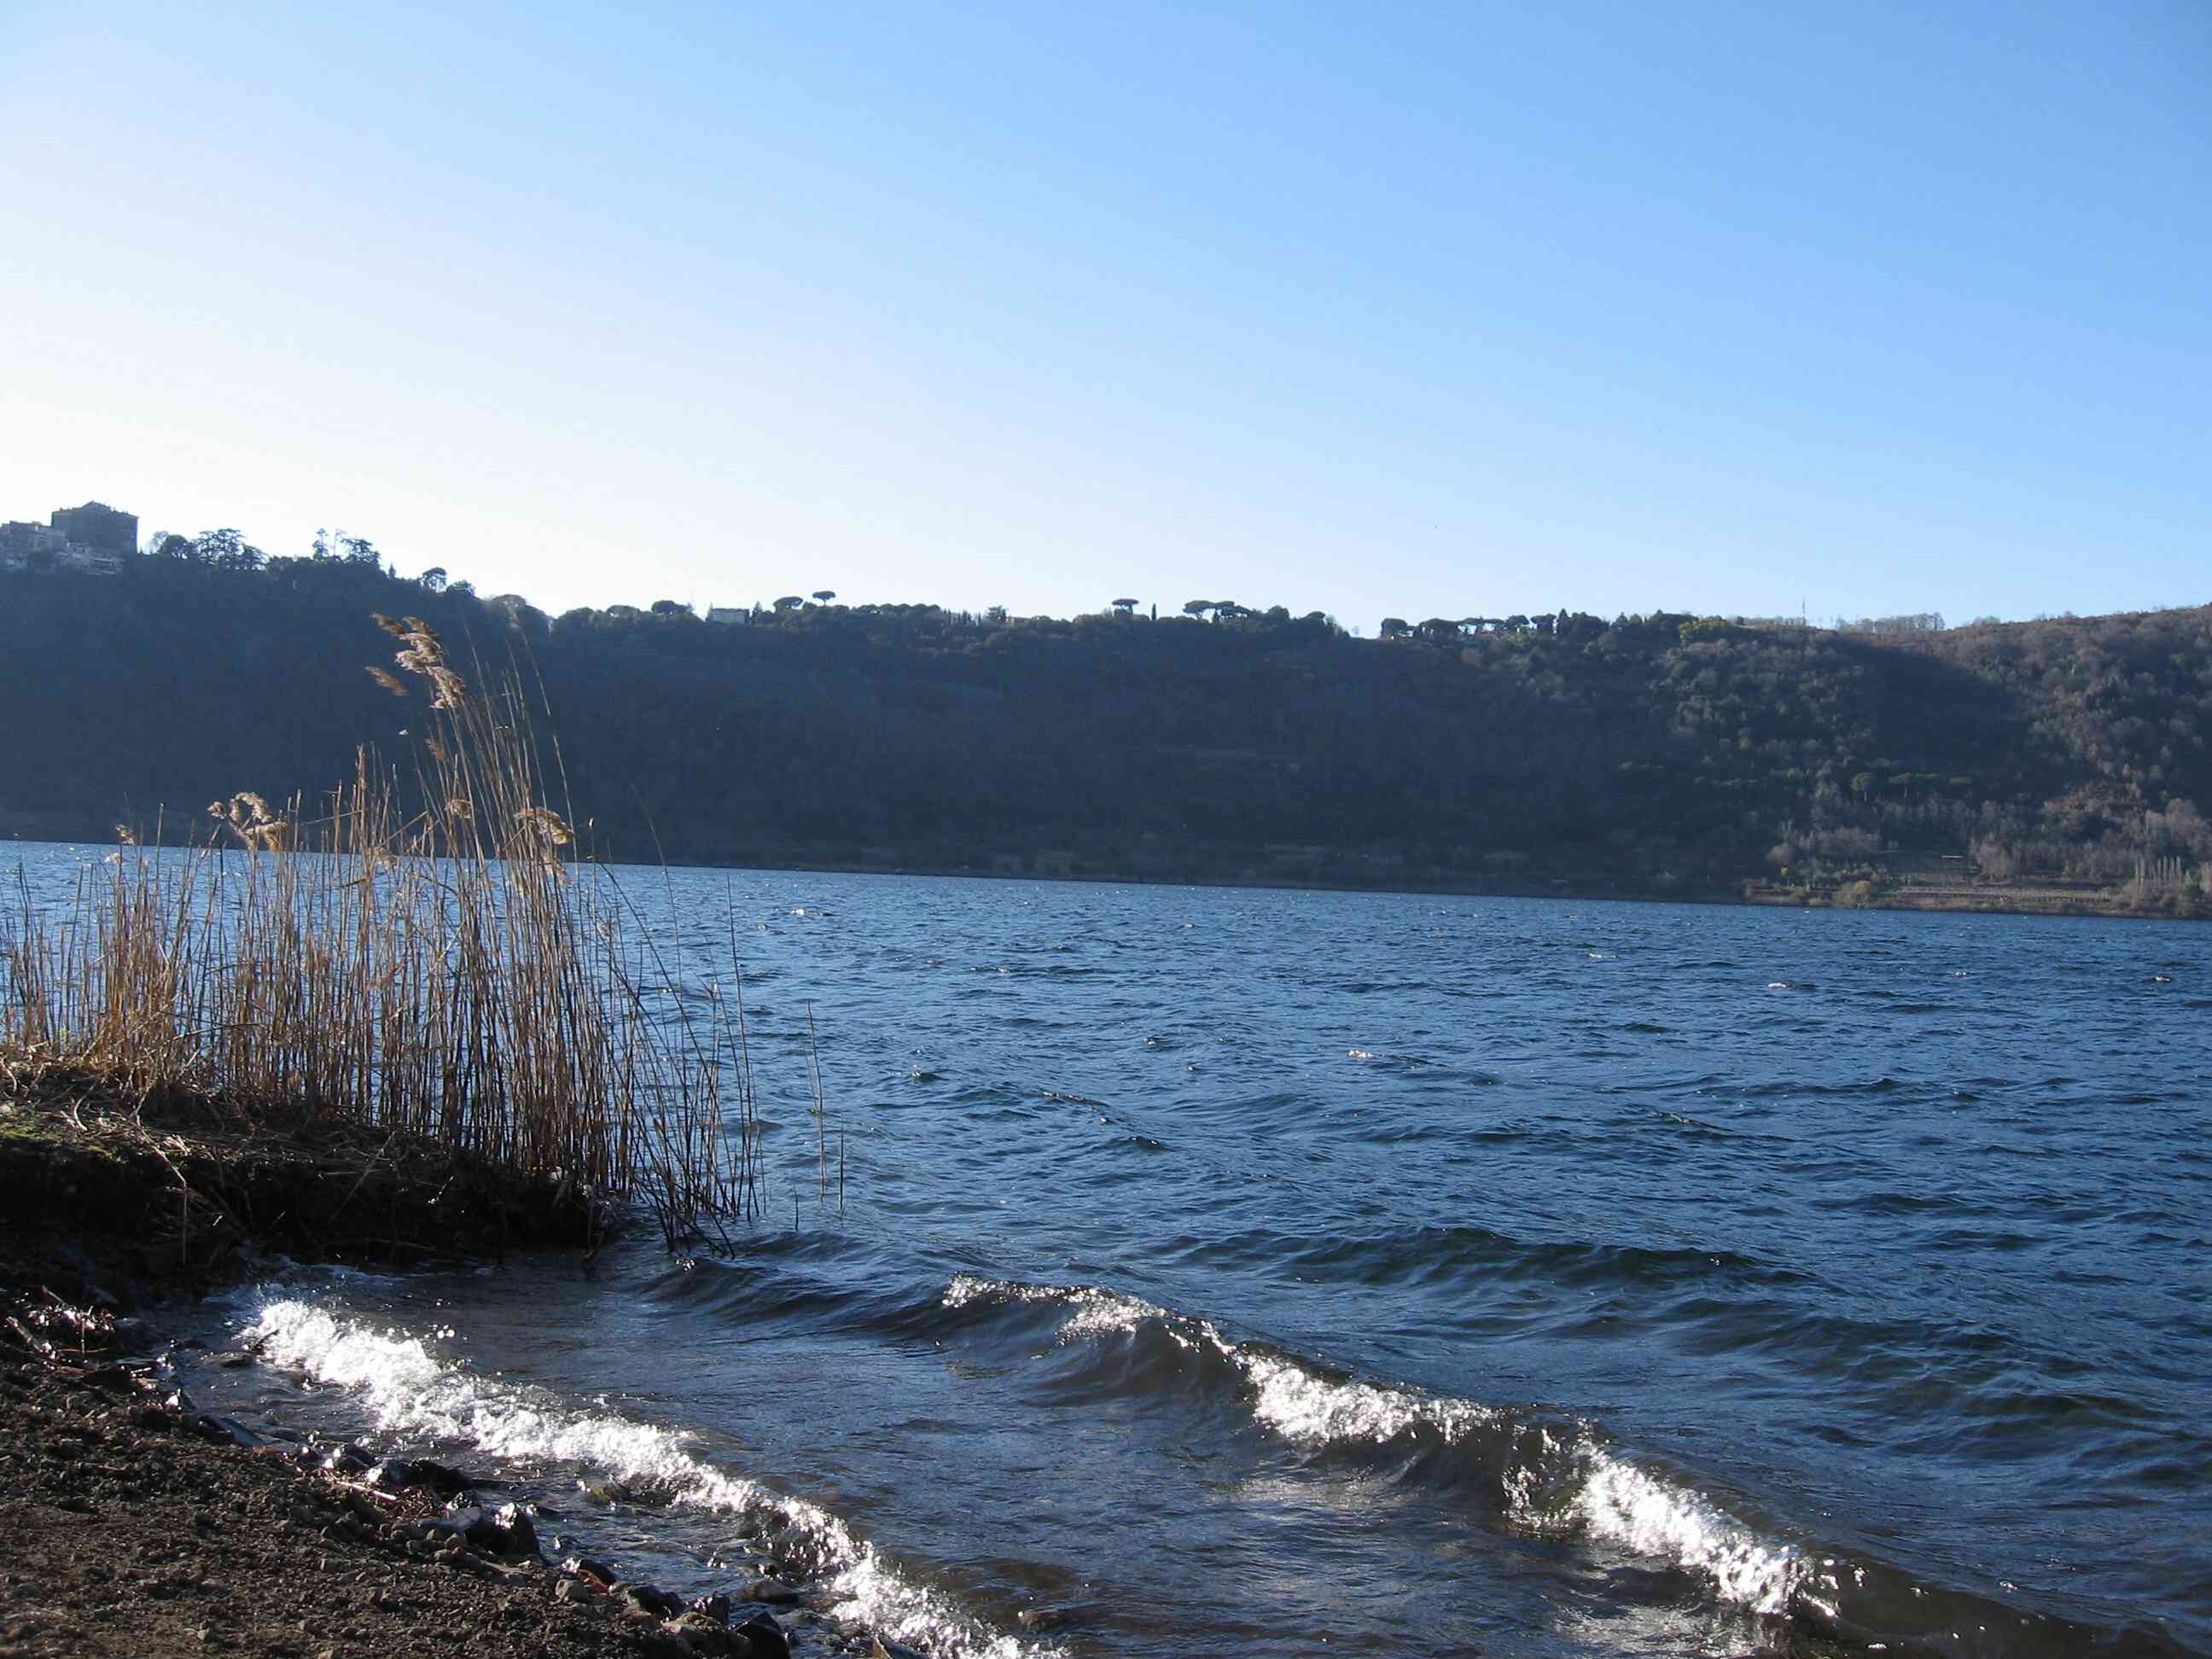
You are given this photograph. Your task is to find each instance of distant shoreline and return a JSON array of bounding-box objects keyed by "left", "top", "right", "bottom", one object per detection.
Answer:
[
  {"left": 618, "top": 851, "right": 2209, "bottom": 923},
  {"left": 7, "top": 830, "right": 2199, "bottom": 923}
]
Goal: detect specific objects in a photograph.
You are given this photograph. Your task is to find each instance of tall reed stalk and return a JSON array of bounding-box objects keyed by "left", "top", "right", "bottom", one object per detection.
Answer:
[{"left": 0, "top": 614, "right": 753, "bottom": 1246}]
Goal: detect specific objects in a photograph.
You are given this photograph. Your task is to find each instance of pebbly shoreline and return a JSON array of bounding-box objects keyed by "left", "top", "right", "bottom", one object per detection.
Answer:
[{"left": 0, "top": 1057, "right": 875, "bottom": 1659}]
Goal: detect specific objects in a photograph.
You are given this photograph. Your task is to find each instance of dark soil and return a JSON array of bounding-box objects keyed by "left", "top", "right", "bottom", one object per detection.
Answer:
[
  {"left": 0, "top": 1353, "right": 695, "bottom": 1657},
  {"left": 0, "top": 1057, "right": 793, "bottom": 1659},
  {"left": 0, "top": 1057, "right": 612, "bottom": 1307}
]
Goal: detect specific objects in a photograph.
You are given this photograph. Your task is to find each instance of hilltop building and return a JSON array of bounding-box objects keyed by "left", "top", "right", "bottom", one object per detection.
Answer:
[
  {"left": 0, "top": 501, "right": 136, "bottom": 575},
  {"left": 51, "top": 501, "right": 137, "bottom": 557}
]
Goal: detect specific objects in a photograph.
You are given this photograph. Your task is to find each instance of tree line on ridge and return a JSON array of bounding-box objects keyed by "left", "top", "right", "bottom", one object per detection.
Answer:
[{"left": 5, "top": 535, "right": 2209, "bottom": 910}]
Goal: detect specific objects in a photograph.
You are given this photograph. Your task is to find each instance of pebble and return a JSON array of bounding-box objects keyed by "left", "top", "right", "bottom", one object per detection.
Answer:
[
  {"left": 669, "top": 1616, "right": 755, "bottom": 1655},
  {"left": 620, "top": 1581, "right": 684, "bottom": 1621},
  {"left": 440, "top": 1501, "right": 538, "bottom": 1557},
  {"left": 735, "top": 1611, "right": 792, "bottom": 1659},
  {"left": 563, "top": 1556, "right": 620, "bottom": 1589}
]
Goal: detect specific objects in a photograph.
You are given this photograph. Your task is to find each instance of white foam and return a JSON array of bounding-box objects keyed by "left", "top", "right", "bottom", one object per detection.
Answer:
[
  {"left": 1243, "top": 1351, "right": 1500, "bottom": 1446},
  {"left": 945, "top": 1274, "right": 1172, "bottom": 1341},
  {"left": 1574, "top": 1446, "right": 1804, "bottom": 1614},
  {"left": 244, "top": 1299, "right": 1045, "bottom": 1659},
  {"left": 963, "top": 1276, "right": 1805, "bottom": 1621}
]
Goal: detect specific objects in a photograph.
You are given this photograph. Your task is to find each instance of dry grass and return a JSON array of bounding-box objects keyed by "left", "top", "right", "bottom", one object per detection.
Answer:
[{"left": 0, "top": 615, "right": 754, "bottom": 1249}]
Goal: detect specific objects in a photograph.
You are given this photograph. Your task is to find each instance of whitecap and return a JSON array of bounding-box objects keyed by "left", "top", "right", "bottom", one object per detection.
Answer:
[
  {"left": 977, "top": 1278, "right": 1809, "bottom": 1621},
  {"left": 243, "top": 1300, "right": 1046, "bottom": 1659},
  {"left": 1572, "top": 1444, "right": 1803, "bottom": 1613}
]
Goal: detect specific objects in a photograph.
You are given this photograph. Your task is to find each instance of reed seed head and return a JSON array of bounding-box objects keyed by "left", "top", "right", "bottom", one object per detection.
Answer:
[
  {"left": 515, "top": 806, "right": 575, "bottom": 847},
  {"left": 427, "top": 665, "right": 471, "bottom": 709}
]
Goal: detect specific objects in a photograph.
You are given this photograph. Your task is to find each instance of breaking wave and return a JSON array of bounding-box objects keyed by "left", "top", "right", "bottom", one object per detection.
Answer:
[
  {"left": 934, "top": 1277, "right": 2188, "bottom": 1655},
  {"left": 940, "top": 1274, "right": 1804, "bottom": 1615},
  {"left": 242, "top": 1297, "right": 1049, "bottom": 1659}
]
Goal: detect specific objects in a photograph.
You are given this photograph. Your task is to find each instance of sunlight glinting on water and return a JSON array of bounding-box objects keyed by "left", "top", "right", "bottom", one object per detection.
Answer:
[
  {"left": 243, "top": 1297, "right": 1051, "bottom": 1659},
  {"left": 946, "top": 1273, "right": 1809, "bottom": 1620},
  {"left": 14, "top": 842, "right": 2198, "bottom": 1658}
]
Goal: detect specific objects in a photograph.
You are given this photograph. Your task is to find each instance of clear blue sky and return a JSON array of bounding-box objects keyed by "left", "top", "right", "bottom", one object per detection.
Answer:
[{"left": 3, "top": 0, "right": 2205, "bottom": 632}]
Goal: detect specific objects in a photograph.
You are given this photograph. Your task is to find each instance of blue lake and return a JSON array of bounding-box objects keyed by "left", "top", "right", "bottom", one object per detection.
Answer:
[{"left": 13, "top": 846, "right": 2209, "bottom": 1656}]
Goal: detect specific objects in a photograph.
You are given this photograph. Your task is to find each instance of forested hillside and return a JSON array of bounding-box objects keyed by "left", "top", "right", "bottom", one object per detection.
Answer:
[{"left": 6, "top": 548, "right": 2209, "bottom": 910}]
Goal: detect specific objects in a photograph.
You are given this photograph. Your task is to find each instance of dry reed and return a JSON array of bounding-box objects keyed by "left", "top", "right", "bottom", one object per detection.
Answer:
[{"left": 0, "top": 616, "right": 755, "bottom": 1247}]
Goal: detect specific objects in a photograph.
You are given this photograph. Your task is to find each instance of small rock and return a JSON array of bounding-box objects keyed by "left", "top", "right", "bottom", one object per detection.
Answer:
[
  {"left": 405, "top": 1458, "right": 480, "bottom": 1496},
  {"left": 553, "top": 1578, "right": 592, "bottom": 1605},
  {"left": 743, "top": 1577, "right": 802, "bottom": 1606},
  {"left": 317, "top": 1442, "right": 375, "bottom": 1476},
  {"left": 445, "top": 1502, "right": 538, "bottom": 1558},
  {"left": 735, "top": 1611, "right": 792, "bottom": 1659},
  {"left": 563, "top": 1557, "right": 620, "bottom": 1590},
  {"left": 663, "top": 1610, "right": 753, "bottom": 1655},
  {"left": 620, "top": 1582, "right": 684, "bottom": 1621}
]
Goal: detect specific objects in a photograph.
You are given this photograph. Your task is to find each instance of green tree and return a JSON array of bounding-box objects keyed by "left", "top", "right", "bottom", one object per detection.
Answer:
[{"left": 193, "top": 528, "right": 265, "bottom": 571}]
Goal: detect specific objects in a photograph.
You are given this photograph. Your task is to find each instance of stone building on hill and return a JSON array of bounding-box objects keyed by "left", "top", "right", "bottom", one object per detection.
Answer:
[
  {"left": 51, "top": 500, "right": 137, "bottom": 557},
  {"left": 0, "top": 501, "right": 136, "bottom": 574}
]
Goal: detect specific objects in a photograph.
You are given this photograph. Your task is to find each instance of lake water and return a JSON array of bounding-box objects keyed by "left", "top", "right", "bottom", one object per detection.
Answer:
[{"left": 11, "top": 847, "right": 2210, "bottom": 1656}]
